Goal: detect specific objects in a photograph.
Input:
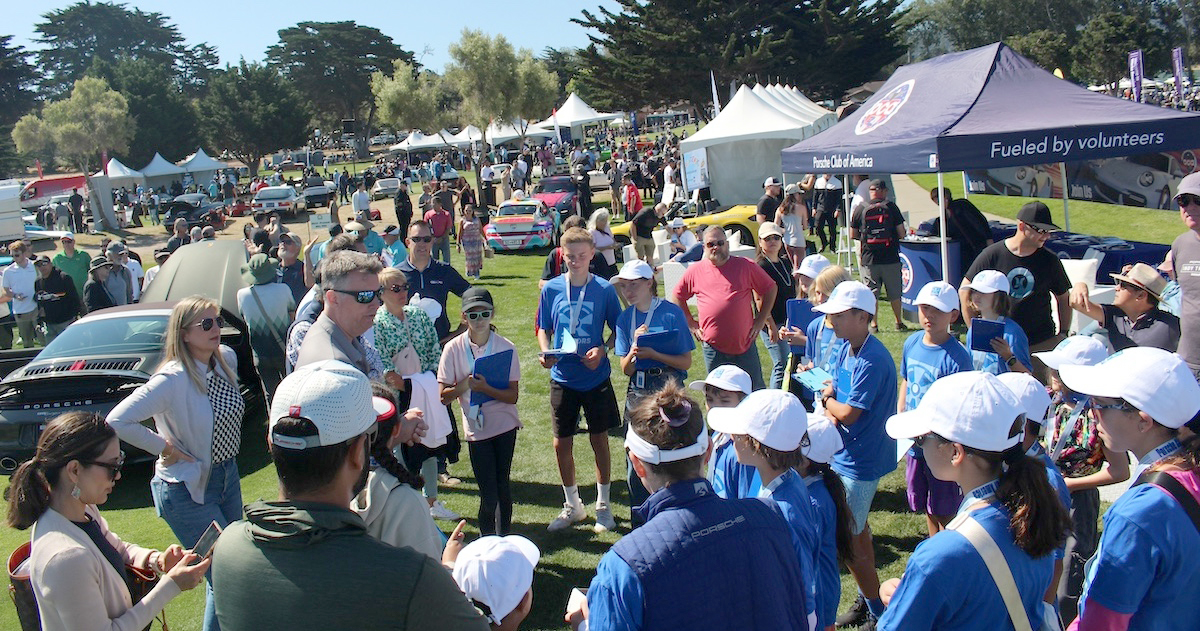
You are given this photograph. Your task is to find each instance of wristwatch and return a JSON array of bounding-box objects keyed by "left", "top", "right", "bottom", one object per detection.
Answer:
[{"left": 1005, "top": 356, "right": 1017, "bottom": 367}]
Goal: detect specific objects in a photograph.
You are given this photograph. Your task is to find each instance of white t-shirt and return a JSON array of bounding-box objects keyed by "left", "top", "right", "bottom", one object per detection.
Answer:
[
  {"left": 663, "top": 164, "right": 675, "bottom": 184},
  {"left": 125, "top": 259, "right": 144, "bottom": 301},
  {"left": 480, "top": 165, "right": 494, "bottom": 183},
  {"left": 2, "top": 261, "right": 37, "bottom": 315},
  {"left": 352, "top": 190, "right": 371, "bottom": 213},
  {"left": 143, "top": 265, "right": 160, "bottom": 291}
]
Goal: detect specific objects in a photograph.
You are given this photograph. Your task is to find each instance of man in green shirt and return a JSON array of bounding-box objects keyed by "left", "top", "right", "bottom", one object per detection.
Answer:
[
  {"left": 212, "top": 360, "right": 488, "bottom": 631},
  {"left": 51, "top": 233, "right": 90, "bottom": 297}
]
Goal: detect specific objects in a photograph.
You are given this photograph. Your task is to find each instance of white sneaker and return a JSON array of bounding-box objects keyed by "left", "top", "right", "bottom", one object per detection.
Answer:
[
  {"left": 429, "top": 500, "right": 462, "bottom": 521},
  {"left": 548, "top": 502, "right": 587, "bottom": 532},
  {"left": 593, "top": 505, "right": 616, "bottom": 533}
]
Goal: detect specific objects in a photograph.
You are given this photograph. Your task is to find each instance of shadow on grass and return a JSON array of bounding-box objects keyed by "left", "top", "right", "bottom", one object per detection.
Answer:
[{"left": 874, "top": 532, "right": 927, "bottom": 567}]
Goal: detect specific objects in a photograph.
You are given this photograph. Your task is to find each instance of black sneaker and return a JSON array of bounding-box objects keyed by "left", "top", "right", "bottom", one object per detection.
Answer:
[
  {"left": 836, "top": 594, "right": 869, "bottom": 628},
  {"left": 859, "top": 614, "right": 878, "bottom": 631}
]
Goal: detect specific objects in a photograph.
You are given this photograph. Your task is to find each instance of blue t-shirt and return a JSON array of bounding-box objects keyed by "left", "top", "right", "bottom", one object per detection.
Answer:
[
  {"left": 709, "top": 435, "right": 761, "bottom": 499},
  {"left": 537, "top": 274, "right": 621, "bottom": 391},
  {"left": 614, "top": 299, "right": 695, "bottom": 372},
  {"left": 901, "top": 332, "right": 972, "bottom": 457},
  {"left": 760, "top": 470, "right": 819, "bottom": 628},
  {"left": 806, "top": 315, "right": 843, "bottom": 373},
  {"left": 1078, "top": 471, "right": 1200, "bottom": 631},
  {"left": 967, "top": 317, "right": 1031, "bottom": 375},
  {"left": 362, "top": 230, "right": 385, "bottom": 255},
  {"left": 384, "top": 239, "right": 408, "bottom": 266},
  {"left": 831, "top": 335, "right": 898, "bottom": 481},
  {"left": 878, "top": 502, "right": 1055, "bottom": 631},
  {"left": 805, "top": 474, "right": 841, "bottom": 630}
]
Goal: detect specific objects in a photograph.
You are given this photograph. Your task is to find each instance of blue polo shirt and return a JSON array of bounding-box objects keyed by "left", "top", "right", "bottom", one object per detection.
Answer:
[
  {"left": 362, "top": 230, "right": 385, "bottom": 255},
  {"left": 901, "top": 332, "right": 972, "bottom": 457},
  {"left": 397, "top": 258, "right": 471, "bottom": 339},
  {"left": 831, "top": 334, "right": 898, "bottom": 481},
  {"left": 1077, "top": 471, "right": 1200, "bottom": 630},
  {"left": 967, "top": 317, "right": 1031, "bottom": 374},
  {"left": 614, "top": 299, "right": 695, "bottom": 372},
  {"left": 878, "top": 502, "right": 1055, "bottom": 631},
  {"left": 709, "top": 435, "right": 761, "bottom": 500},
  {"left": 805, "top": 474, "right": 842, "bottom": 630},
  {"left": 537, "top": 274, "right": 620, "bottom": 391},
  {"left": 760, "top": 469, "right": 819, "bottom": 629}
]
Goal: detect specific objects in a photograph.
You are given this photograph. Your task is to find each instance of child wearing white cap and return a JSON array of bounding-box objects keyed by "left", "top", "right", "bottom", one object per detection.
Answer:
[
  {"left": 814, "top": 280, "right": 899, "bottom": 626},
  {"left": 1034, "top": 335, "right": 1128, "bottom": 622},
  {"left": 689, "top": 365, "right": 757, "bottom": 499},
  {"left": 963, "top": 270, "right": 1032, "bottom": 375},
  {"left": 788, "top": 265, "right": 852, "bottom": 408},
  {"left": 799, "top": 415, "right": 853, "bottom": 631},
  {"left": 899, "top": 281, "right": 973, "bottom": 536},
  {"left": 795, "top": 254, "right": 831, "bottom": 300},
  {"left": 708, "top": 390, "right": 821, "bottom": 631},
  {"left": 1057, "top": 347, "right": 1200, "bottom": 630},
  {"left": 879, "top": 372, "right": 1071, "bottom": 631},
  {"left": 451, "top": 535, "right": 539, "bottom": 630}
]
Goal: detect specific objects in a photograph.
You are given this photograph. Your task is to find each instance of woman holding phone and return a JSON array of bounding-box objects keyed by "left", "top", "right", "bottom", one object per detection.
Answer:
[
  {"left": 107, "top": 296, "right": 245, "bottom": 631},
  {"left": 8, "top": 412, "right": 210, "bottom": 631}
]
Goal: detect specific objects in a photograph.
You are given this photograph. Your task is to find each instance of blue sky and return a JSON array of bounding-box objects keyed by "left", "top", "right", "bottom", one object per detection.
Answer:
[{"left": 8, "top": 0, "right": 617, "bottom": 72}]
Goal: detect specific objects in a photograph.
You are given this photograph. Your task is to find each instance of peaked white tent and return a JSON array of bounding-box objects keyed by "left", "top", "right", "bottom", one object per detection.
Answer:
[
  {"left": 140, "top": 152, "right": 186, "bottom": 190},
  {"left": 680, "top": 85, "right": 835, "bottom": 205},
  {"left": 534, "top": 93, "right": 623, "bottom": 140},
  {"left": 449, "top": 125, "right": 483, "bottom": 148},
  {"left": 486, "top": 119, "right": 555, "bottom": 146},
  {"left": 91, "top": 157, "right": 144, "bottom": 187},
  {"left": 177, "top": 148, "right": 228, "bottom": 187},
  {"left": 768, "top": 84, "right": 833, "bottom": 120},
  {"left": 405, "top": 130, "right": 455, "bottom": 151}
]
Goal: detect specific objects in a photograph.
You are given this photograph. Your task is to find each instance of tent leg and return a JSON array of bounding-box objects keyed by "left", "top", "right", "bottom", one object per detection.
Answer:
[
  {"left": 937, "top": 172, "right": 948, "bottom": 283},
  {"left": 1059, "top": 162, "right": 1070, "bottom": 232}
]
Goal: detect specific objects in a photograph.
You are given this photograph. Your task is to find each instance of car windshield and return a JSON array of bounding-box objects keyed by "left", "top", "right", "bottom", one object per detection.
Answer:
[
  {"left": 37, "top": 315, "right": 168, "bottom": 359},
  {"left": 256, "top": 188, "right": 292, "bottom": 200},
  {"left": 305, "top": 178, "right": 325, "bottom": 187},
  {"left": 377, "top": 179, "right": 399, "bottom": 188},
  {"left": 535, "top": 179, "right": 573, "bottom": 194},
  {"left": 497, "top": 204, "right": 542, "bottom": 217}
]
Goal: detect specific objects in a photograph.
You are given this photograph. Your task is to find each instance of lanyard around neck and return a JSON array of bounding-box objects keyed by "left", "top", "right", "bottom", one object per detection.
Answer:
[
  {"left": 568, "top": 274, "right": 590, "bottom": 335},
  {"left": 630, "top": 298, "right": 660, "bottom": 342},
  {"left": 956, "top": 479, "right": 999, "bottom": 516}
]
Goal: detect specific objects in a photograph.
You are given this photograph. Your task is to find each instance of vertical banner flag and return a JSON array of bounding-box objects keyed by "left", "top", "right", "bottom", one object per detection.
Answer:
[
  {"left": 101, "top": 149, "right": 109, "bottom": 174},
  {"left": 35, "top": 159, "right": 42, "bottom": 179},
  {"left": 551, "top": 108, "right": 562, "bottom": 145},
  {"left": 1129, "top": 49, "right": 1144, "bottom": 102},
  {"left": 1173, "top": 47, "right": 1186, "bottom": 103},
  {"left": 710, "top": 70, "right": 722, "bottom": 114}
]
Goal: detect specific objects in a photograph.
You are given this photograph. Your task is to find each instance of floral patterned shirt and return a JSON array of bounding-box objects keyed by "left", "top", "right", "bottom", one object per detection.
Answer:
[
  {"left": 1047, "top": 399, "right": 1104, "bottom": 478},
  {"left": 373, "top": 305, "right": 442, "bottom": 373}
]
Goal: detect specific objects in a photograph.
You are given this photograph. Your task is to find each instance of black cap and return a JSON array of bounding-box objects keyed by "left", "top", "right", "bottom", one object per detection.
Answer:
[
  {"left": 461, "top": 287, "right": 494, "bottom": 311},
  {"left": 33, "top": 255, "right": 52, "bottom": 266},
  {"left": 1017, "top": 201, "right": 1060, "bottom": 232}
]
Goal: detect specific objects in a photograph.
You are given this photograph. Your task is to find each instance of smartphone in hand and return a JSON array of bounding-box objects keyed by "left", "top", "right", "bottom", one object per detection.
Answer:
[{"left": 188, "top": 520, "right": 223, "bottom": 565}]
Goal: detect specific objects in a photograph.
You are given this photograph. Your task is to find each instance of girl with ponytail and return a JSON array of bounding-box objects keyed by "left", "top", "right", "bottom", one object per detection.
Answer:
[
  {"left": 7, "top": 412, "right": 209, "bottom": 631},
  {"left": 800, "top": 416, "right": 856, "bottom": 631},
  {"left": 352, "top": 381, "right": 444, "bottom": 562},
  {"left": 877, "top": 371, "right": 1070, "bottom": 631}
]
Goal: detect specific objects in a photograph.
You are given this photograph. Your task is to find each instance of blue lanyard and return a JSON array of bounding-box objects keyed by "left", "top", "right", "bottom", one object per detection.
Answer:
[
  {"left": 567, "top": 275, "right": 590, "bottom": 336},
  {"left": 956, "top": 479, "right": 999, "bottom": 516},
  {"left": 1133, "top": 438, "right": 1182, "bottom": 480},
  {"left": 463, "top": 332, "right": 494, "bottom": 371}
]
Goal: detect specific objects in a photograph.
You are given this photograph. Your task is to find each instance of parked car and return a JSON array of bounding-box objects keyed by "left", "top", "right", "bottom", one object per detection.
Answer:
[
  {"left": 160, "top": 199, "right": 226, "bottom": 234},
  {"left": 439, "top": 168, "right": 461, "bottom": 183},
  {"left": 174, "top": 193, "right": 214, "bottom": 207},
  {"left": 301, "top": 176, "right": 333, "bottom": 208},
  {"left": 531, "top": 175, "right": 579, "bottom": 223},
  {"left": 252, "top": 185, "right": 302, "bottom": 217},
  {"left": 0, "top": 241, "right": 266, "bottom": 473},
  {"left": 531, "top": 157, "right": 569, "bottom": 179},
  {"left": 371, "top": 178, "right": 401, "bottom": 200},
  {"left": 611, "top": 200, "right": 758, "bottom": 249},
  {"left": 484, "top": 199, "right": 559, "bottom": 251}
]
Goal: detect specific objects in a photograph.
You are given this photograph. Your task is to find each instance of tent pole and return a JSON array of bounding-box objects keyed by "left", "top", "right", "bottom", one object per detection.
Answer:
[
  {"left": 937, "top": 172, "right": 948, "bottom": 282},
  {"left": 1059, "top": 162, "right": 1070, "bottom": 232}
]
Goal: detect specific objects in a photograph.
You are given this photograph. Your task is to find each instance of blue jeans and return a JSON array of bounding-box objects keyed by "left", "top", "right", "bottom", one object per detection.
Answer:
[
  {"left": 759, "top": 329, "right": 790, "bottom": 390},
  {"left": 150, "top": 459, "right": 243, "bottom": 631},
  {"left": 432, "top": 235, "right": 451, "bottom": 263},
  {"left": 701, "top": 341, "right": 766, "bottom": 391}
]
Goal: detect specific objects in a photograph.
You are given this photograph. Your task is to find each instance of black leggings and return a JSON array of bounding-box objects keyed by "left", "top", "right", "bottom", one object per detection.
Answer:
[{"left": 468, "top": 428, "right": 518, "bottom": 535}]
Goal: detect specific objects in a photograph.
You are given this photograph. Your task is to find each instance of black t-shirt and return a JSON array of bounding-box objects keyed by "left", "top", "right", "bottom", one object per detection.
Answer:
[
  {"left": 74, "top": 517, "right": 128, "bottom": 583},
  {"left": 631, "top": 208, "right": 662, "bottom": 238},
  {"left": 966, "top": 241, "right": 1071, "bottom": 345},
  {"left": 850, "top": 200, "right": 904, "bottom": 266},
  {"left": 758, "top": 256, "right": 796, "bottom": 326},
  {"left": 756, "top": 194, "right": 781, "bottom": 222},
  {"left": 166, "top": 235, "right": 191, "bottom": 253},
  {"left": 931, "top": 198, "right": 992, "bottom": 267}
]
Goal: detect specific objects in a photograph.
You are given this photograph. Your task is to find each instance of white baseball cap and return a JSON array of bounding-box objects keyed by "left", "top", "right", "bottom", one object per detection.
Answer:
[
  {"left": 764, "top": 176, "right": 782, "bottom": 188},
  {"left": 887, "top": 371, "right": 1025, "bottom": 453},
  {"left": 707, "top": 390, "right": 808, "bottom": 452},
  {"left": 797, "top": 254, "right": 831, "bottom": 279},
  {"left": 269, "top": 360, "right": 378, "bottom": 449},
  {"left": 687, "top": 364, "right": 752, "bottom": 396},
  {"left": 996, "top": 372, "right": 1053, "bottom": 426},
  {"left": 758, "top": 221, "right": 784, "bottom": 239},
  {"left": 611, "top": 259, "right": 654, "bottom": 282},
  {"left": 1032, "top": 335, "right": 1108, "bottom": 371},
  {"left": 1059, "top": 347, "right": 1200, "bottom": 429},
  {"left": 966, "top": 270, "right": 1010, "bottom": 294},
  {"left": 914, "top": 281, "right": 959, "bottom": 313},
  {"left": 669, "top": 217, "right": 686, "bottom": 229},
  {"left": 452, "top": 535, "right": 540, "bottom": 626},
  {"left": 804, "top": 415, "right": 844, "bottom": 464},
  {"left": 814, "top": 280, "right": 876, "bottom": 316}
]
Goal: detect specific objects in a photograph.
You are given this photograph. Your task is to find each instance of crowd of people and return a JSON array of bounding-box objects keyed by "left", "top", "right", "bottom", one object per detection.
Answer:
[{"left": 7, "top": 151, "right": 1200, "bottom": 631}]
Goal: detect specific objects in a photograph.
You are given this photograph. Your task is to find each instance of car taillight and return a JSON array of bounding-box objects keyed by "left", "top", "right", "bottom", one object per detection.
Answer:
[{"left": 252, "top": 202, "right": 262, "bottom": 208}]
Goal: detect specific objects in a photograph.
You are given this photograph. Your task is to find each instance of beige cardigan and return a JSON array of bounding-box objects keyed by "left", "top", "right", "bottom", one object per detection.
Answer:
[{"left": 30, "top": 506, "right": 182, "bottom": 631}]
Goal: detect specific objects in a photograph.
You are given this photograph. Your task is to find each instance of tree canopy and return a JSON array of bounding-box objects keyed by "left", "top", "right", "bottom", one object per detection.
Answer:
[
  {"left": 446, "top": 31, "right": 557, "bottom": 146},
  {"left": 12, "top": 76, "right": 133, "bottom": 175},
  {"left": 0, "top": 36, "right": 39, "bottom": 174},
  {"left": 374, "top": 63, "right": 454, "bottom": 139},
  {"left": 88, "top": 57, "right": 200, "bottom": 167},
  {"left": 196, "top": 62, "right": 310, "bottom": 176}
]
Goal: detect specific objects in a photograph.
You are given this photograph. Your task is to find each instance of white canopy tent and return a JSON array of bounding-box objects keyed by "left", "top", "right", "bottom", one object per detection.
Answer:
[
  {"left": 139, "top": 152, "right": 186, "bottom": 191},
  {"left": 177, "top": 148, "right": 228, "bottom": 188},
  {"left": 680, "top": 85, "right": 835, "bottom": 205},
  {"left": 751, "top": 84, "right": 822, "bottom": 125},
  {"left": 449, "top": 125, "right": 483, "bottom": 148},
  {"left": 405, "top": 130, "right": 455, "bottom": 151},
  {"left": 534, "top": 93, "right": 624, "bottom": 141},
  {"left": 486, "top": 119, "right": 555, "bottom": 146},
  {"left": 769, "top": 84, "right": 834, "bottom": 120},
  {"left": 91, "top": 157, "right": 144, "bottom": 188}
]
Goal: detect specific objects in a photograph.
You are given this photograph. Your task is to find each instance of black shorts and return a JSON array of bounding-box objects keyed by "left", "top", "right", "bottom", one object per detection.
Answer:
[{"left": 550, "top": 379, "right": 620, "bottom": 438}]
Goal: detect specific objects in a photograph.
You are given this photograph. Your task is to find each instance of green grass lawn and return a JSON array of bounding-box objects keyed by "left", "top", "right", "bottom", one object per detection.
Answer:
[
  {"left": 0, "top": 239, "right": 925, "bottom": 631},
  {"left": 908, "top": 172, "right": 1183, "bottom": 246}
]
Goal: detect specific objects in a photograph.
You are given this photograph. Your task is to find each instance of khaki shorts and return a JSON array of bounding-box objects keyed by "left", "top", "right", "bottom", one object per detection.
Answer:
[
  {"left": 862, "top": 263, "right": 902, "bottom": 300},
  {"left": 635, "top": 235, "right": 656, "bottom": 261}
]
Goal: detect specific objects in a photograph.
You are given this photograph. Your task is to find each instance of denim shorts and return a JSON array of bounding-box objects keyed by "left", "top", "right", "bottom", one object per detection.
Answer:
[{"left": 838, "top": 473, "right": 881, "bottom": 535}]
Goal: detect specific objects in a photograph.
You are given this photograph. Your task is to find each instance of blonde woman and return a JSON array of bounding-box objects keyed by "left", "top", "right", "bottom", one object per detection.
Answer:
[
  {"left": 107, "top": 295, "right": 244, "bottom": 631},
  {"left": 588, "top": 208, "right": 619, "bottom": 279}
]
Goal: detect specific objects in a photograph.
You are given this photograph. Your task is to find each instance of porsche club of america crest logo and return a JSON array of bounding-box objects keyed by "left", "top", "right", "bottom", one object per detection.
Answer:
[{"left": 855, "top": 79, "right": 915, "bottom": 136}]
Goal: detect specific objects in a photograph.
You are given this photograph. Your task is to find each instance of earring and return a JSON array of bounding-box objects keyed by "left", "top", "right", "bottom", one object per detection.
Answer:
[{"left": 71, "top": 485, "right": 81, "bottom": 500}]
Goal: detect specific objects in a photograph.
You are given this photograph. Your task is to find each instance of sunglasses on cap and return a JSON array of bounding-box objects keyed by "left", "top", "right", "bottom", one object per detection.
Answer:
[
  {"left": 465, "top": 310, "right": 493, "bottom": 321},
  {"left": 409, "top": 235, "right": 433, "bottom": 243},
  {"left": 1180, "top": 194, "right": 1200, "bottom": 208},
  {"left": 84, "top": 450, "right": 125, "bottom": 480},
  {"left": 331, "top": 286, "right": 384, "bottom": 304},
  {"left": 192, "top": 316, "right": 226, "bottom": 331}
]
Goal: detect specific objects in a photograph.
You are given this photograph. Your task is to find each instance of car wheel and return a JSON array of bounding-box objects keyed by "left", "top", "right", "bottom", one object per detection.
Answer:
[{"left": 733, "top": 225, "right": 753, "bottom": 249}]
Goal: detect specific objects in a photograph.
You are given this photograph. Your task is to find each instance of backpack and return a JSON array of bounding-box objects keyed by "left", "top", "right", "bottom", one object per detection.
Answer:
[{"left": 859, "top": 201, "right": 898, "bottom": 251}]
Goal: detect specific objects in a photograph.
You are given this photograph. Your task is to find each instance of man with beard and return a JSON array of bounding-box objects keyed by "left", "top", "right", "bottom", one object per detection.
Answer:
[{"left": 212, "top": 360, "right": 488, "bottom": 631}]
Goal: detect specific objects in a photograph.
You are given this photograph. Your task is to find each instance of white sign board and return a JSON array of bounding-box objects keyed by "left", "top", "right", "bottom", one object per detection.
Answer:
[
  {"left": 683, "top": 148, "right": 710, "bottom": 191},
  {"left": 309, "top": 212, "right": 332, "bottom": 233}
]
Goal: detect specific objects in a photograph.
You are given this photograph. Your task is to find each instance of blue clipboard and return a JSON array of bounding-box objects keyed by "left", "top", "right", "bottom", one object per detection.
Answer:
[
  {"left": 793, "top": 366, "right": 833, "bottom": 392},
  {"left": 786, "top": 299, "right": 819, "bottom": 354},
  {"left": 969, "top": 318, "right": 1005, "bottom": 352},
  {"left": 469, "top": 349, "right": 514, "bottom": 406},
  {"left": 634, "top": 329, "right": 676, "bottom": 354}
]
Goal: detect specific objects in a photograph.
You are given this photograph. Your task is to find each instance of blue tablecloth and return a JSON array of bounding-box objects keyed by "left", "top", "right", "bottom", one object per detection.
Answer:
[{"left": 989, "top": 222, "right": 1169, "bottom": 283}]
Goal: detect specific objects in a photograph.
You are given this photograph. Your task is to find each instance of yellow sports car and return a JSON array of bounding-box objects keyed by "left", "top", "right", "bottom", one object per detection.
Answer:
[{"left": 611, "top": 202, "right": 759, "bottom": 247}]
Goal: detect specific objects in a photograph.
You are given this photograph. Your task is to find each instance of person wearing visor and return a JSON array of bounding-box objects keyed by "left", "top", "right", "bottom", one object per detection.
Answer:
[
  {"left": 213, "top": 360, "right": 488, "bottom": 631},
  {"left": 1058, "top": 347, "right": 1200, "bottom": 631},
  {"left": 879, "top": 371, "right": 1071, "bottom": 631},
  {"left": 566, "top": 383, "right": 810, "bottom": 631}
]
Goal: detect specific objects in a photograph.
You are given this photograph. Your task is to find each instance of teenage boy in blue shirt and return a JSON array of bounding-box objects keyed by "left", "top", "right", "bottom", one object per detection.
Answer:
[
  {"left": 899, "top": 281, "right": 972, "bottom": 537},
  {"left": 816, "top": 280, "right": 898, "bottom": 629},
  {"left": 538, "top": 227, "right": 623, "bottom": 533}
]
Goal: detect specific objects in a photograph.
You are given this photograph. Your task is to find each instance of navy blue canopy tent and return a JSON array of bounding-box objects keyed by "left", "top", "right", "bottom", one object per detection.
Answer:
[{"left": 781, "top": 42, "right": 1200, "bottom": 276}]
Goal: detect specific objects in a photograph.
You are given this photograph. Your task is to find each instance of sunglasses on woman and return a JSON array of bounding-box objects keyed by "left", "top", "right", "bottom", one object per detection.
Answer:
[
  {"left": 85, "top": 451, "right": 125, "bottom": 480},
  {"left": 389, "top": 283, "right": 408, "bottom": 293},
  {"left": 192, "top": 316, "right": 226, "bottom": 331},
  {"left": 466, "top": 310, "right": 493, "bottom": 320},
  {"left": 1179, "top": 193, "right": 1200, "bottom": 208},
  {"left": 331, "top": 287, "right": 384, "bottom": 304},
  {"left": 762, "top": 234, "right": 783, "bottom": 242}
]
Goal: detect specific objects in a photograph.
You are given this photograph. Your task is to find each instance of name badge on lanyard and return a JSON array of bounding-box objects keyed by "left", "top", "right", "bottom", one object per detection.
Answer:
[
  {"left": 957, "top": 479, "right": 999, "bottom": 516},
  {"left": 567, "top": 275, "right": 590, "bottom": 339}
]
